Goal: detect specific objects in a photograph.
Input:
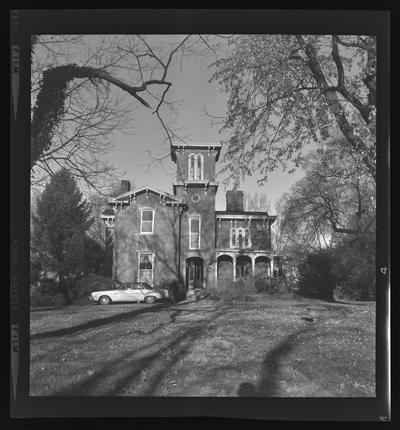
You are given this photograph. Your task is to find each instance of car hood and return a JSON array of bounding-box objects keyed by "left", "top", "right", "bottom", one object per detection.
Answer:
[{"left": 91, "top": 290, "right": 117, "bottom": 296}]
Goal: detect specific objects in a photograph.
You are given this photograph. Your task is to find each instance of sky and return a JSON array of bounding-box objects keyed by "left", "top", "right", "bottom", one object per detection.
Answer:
[
  {"left": 33, "top": 35, "right": 307, "bottom": 213},
  {"left": 100, "top": 36, "right": 306, "bottom": 213}
]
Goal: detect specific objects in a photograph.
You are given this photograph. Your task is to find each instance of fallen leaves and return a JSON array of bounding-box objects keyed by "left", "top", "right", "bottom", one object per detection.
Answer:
[{"left": 30, "top": 298, "right": 375, "bottom": 397}]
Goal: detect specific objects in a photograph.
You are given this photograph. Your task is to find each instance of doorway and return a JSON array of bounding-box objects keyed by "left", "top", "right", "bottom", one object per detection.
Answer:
[{"left": 186, "top": 257, "right": 203, "bottom": 289}]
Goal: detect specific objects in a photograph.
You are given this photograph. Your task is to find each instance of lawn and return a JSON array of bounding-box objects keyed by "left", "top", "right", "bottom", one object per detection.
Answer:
[{"left": 30, "top": 295, "right": 375, "bottom": 397}]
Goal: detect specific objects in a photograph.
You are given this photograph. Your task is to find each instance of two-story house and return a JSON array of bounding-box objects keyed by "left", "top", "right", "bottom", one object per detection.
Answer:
[{"left": 100, "top": 142, "right": 279, "bottom": 289}]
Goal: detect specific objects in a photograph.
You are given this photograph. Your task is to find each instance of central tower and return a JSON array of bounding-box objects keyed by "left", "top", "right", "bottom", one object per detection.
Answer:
[{"left": 171, "top": 142, "right": 221, "bottom": 289}]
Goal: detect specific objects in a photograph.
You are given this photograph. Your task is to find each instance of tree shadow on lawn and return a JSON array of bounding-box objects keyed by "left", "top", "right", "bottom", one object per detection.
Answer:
[
  {"left": 331, "top": 300, "right": 374, "bottom": 306},
  {"left": 35, "top": 304, "right": 229, "bottom": 396},
  {"left": 30, "top": 306, "right": 66, "bottom": 313},
  {"left": 51, "top": 324, "right": 207, "bottom": 396},
  {"left": 30, "top": 301, "right": 192, "bottom": 340},
  {"left": 238, "top": 324, "right": 314, "bottom": 397}
]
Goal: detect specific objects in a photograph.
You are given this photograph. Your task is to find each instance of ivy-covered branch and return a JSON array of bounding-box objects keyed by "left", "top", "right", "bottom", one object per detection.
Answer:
[{"left": 31, "top": 64, "right": 171, "bottom": 168}]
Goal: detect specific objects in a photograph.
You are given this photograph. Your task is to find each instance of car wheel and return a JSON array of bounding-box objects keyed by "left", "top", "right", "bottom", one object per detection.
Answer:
[
  {"left": 144, "top": 296, "right": 156, "bottom": 304},
  {"left": 99, "top": 295, "right": 111, "bottom": 305}
]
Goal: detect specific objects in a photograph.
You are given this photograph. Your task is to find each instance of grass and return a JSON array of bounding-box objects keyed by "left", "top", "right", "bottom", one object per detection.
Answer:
[{"left": 30, "top": 294, "right": 375, "bottom": 397}]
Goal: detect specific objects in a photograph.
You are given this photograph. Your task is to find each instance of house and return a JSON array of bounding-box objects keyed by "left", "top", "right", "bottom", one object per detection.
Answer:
[{"left": 100, "top": 143, "right": 281, "bottom": 290}]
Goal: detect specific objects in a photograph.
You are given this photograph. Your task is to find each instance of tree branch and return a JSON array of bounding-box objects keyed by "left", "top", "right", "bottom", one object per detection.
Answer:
[
  {"left": 295, "top": 35, "right": 376, "bottom": 181},
  {"left": 332, "top": 36, "right": 372, "bottom": 125}
]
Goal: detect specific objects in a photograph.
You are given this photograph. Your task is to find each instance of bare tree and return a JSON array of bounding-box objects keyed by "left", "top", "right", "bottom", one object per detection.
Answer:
[
  {"left": 243, "top": 192, "right": 271, "bottom": 212},
  {"left": 278, "top": 137, "right": 375, "bottom": 254},
  {"left": 31, "top": 34, "right": 227, "bottom": 193}
]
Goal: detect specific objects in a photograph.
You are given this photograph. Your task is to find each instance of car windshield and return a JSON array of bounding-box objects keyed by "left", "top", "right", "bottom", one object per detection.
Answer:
[{"left": 136, "top": 283, "right": 152, "bottom": 289}]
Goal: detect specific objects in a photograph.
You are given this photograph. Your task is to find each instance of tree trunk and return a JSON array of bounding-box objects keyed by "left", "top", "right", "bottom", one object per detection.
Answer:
[{"left": 59, "top": 273, "right": 71, "bottom": 305}]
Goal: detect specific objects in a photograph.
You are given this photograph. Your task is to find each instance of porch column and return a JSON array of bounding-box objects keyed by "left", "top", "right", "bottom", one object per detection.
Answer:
[
  {"left": 232, "top": 254, "right": 236, "bottom": 281},
  {"left": 251, "top": 256, "right": 255, "bottom": 277},
  {"left": 215, "top": 258, "right": 218, "bottom": 287},
  {"left": 270, "top": 255, "right": 274, "bottom": 277}
]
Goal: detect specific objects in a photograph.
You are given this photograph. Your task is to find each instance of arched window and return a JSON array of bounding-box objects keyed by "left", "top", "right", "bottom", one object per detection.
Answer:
[
  {"left": 230, "top": 227, "right": 251, "bottom": 248},
  {"left": 189, "top": 155, "right": 195, "bottom": 180},
  {"left": 238, "top": 229, "right": 243, "bottom": 247},
  {"left": 196, "top": 155, "right": 203, "bottom": 180},
  {"left": 188, "top": 154, "right": 204, "bottom": 181}
]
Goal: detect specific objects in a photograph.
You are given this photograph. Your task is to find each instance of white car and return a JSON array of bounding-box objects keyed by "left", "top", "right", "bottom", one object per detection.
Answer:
[{"left": 89, "top": 282, "right": 171, "bottom": 305}]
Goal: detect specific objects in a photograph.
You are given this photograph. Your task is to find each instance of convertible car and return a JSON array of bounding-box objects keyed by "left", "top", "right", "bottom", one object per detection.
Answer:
[{"left": 89, "top": 282, "right": 171, "bottom": 305}]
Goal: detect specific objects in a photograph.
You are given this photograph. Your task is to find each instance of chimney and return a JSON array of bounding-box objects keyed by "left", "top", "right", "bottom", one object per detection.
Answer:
[
  {"left": 120, "top": 180, "right": 131, "bottom": 194},
  {"left": 226, "top": 190, "right": 244, "bottom": 212}
]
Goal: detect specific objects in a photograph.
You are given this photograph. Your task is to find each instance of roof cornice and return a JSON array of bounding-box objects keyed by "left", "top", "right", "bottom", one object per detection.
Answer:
[
  {"left": 171, "top": 142, "right": 222, "bottom": 162},
  {"left": 108, "top": 186, "right": 185, "bottom": 205}
]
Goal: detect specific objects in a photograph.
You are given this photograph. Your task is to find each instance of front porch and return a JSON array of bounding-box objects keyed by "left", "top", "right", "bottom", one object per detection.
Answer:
[{"left": 215, "top": 249, "right": 281, "bottom": 285}]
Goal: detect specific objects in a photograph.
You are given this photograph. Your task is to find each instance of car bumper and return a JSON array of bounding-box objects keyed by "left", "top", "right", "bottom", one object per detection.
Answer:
[{"left": 88, "top": 296, "right": 96, "bottom": 302}]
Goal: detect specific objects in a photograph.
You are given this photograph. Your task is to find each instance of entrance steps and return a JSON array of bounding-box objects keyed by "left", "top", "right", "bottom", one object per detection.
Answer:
[{"left": 185, "top": 288, "right": 204, "bottom": 301}]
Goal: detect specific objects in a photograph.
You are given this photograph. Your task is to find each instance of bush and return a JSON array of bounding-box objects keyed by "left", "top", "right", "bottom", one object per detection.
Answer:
[
  {"left": 254, "top": 274, "right": 270, "bottom": 292},
  {"left": 208, "top": 278, "right": 255, "bottom": 302},
  {"left": 332, "top": 244, "right": 375, "bottom": 301},
  {"left": 30, "top": 274, "right": 117, "bottom": 307},
  {"left": 253, "top": 273, "right": 296, "bottom": 296},
  {"left": 160, "top": 279, "right": 186, "bottom": 302},
  {"left": 73, "top": 273, "right": 116, "bottom": 303},
  {"left": 30, "top": 279, "right": 67, "bottom": 307},
  {"left": 297, "top": 250, "right": 336, "bottom": 301}
]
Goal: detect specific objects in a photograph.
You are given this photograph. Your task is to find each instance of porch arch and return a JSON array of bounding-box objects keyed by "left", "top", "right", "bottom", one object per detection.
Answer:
[
  {"left": 217, "top": 254, "right": 233, "bottom": 280},
  {"left": 255, "top": 255, "right": 271, "bottom": 277},
  {"left": 236, "top": 255, "right": 252, "bottom": 279}
]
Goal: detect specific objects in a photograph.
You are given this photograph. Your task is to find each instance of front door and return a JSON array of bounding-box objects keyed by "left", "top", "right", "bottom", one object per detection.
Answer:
[{"left": 186, "top": 258, "right": 203, "bottom": 289}]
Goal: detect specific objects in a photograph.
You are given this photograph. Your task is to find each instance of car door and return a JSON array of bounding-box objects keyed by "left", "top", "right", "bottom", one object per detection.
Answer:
[
  {"left": 117, "top": 284, "right": 137, "bottom": 302},
  {"left": 115, "top": 284, "right": 130, "bottom": 302},
  {"left": 110, "top": 285, "right": 125, "bottom": 302},
  {"left": 125, "top": 284, "right": 142, "bottom": 302},
  {"left": 132, "top": 284, "right": 143, "bottom": 302}
]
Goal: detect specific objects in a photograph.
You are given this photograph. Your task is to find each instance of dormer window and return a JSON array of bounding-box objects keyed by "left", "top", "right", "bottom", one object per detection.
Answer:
[{"left": 188, "top": 154, "right": 204, "bottom": 181}]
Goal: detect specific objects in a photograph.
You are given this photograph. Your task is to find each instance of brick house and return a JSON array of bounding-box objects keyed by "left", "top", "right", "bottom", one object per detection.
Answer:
[{"left": 100, "top": 143, "right": 280, "bottom": 290}]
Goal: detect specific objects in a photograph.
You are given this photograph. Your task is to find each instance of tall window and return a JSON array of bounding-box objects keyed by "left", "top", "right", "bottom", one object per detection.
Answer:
[
  {"left": 140, "top": 209, "right": 154, "bottom": 234},
  {"left": 189, "top": 217, "right": 201, "bottom": 249},
  {"left": 188, "top": 154, "right": 204, "bottom": 181},
  {"left": 138, "top": 253, "right": 153, "bottom": 284},
  {"left": 230, "top": 228, "right": 251, "bottom": 248}
]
